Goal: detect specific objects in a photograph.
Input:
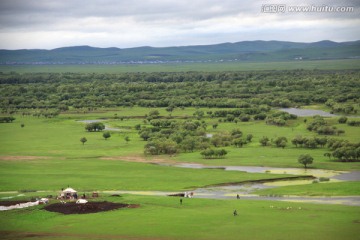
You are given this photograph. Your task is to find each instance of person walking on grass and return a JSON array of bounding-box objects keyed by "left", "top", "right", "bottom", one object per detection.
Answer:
[
  {"left": 233, "top": 210, "right": 238, "bottom": 216},
  {"left": 180, "top": 198, "right": 183, "bottom": 205}
]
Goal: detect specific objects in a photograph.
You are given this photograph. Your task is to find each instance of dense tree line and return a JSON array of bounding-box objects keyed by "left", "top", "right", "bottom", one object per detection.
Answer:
[
  {"left": 307, "top": 116, "right": 345, "bottom": 135},
  {"left": 327, "top": 139, "right": 360, "bottom": 162},
  {"left": 200, "top": 149, "right": 228, "bottom": 159},
  {"left": 347, "top": 120, "right": 360, "bottom": 126},
  {"left": 85, "top": 122, "right": 105, "bottom": 132},
  {"left": 258, "top": 130, "right": 360, "bottom": 162},
  {"left": 1, "top": 70, "right": 359, "bottom": 114},
  {"left": 139, "top": 112, "right": 251, "bottom": 155},
  {"left": 265, "top": 112, "right": 297, "bottom": 126},
  {"left": 0, "top": 116, "right": 15, "bottom": 123},
  {"left": 291, "top": 136, "right": 328, "bottom": 148},
  {"left": 289, "top": 135, "right": 360, "bottom": 162}
]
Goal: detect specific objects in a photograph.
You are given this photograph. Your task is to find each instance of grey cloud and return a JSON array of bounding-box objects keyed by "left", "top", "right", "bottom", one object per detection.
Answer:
[
  {"left": 0, "top": 0, "right": 259, "bottom": 28},
  {"left": 0, "top": 0, "right": 359, "bottom": 49},
  {"left": 1, "top": 0, "right": 358, "bottom": 28}
]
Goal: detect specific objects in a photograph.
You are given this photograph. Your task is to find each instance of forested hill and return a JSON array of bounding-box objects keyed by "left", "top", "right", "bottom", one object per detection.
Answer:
[{"left": 0, "top": 40, "right": 359, "bottom": 64}]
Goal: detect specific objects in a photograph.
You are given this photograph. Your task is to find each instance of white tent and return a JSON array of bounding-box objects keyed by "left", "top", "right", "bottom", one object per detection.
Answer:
[
  {"left": 62, "top": 188, "right": 77, "bottom": 194},
  {"left": 61, "top": 188, "right": 78, "bottom": 199}
]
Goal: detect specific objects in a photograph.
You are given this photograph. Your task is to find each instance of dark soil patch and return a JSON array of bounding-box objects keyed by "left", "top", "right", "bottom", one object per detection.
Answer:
[
  {"left": 0, "top": 230, "right": 168, "bottom": 240},
  {"left": 111, "top": 194, "right": 122, "bottom": 197},
  {"left": 168, "top": 193, "right": 185, "bottom": 197},
  {"left": 203, "top": 175, "right": 316, "bottom": 187},
  {"left": 43, "top": 201, "right": 139, "bottom": 214},
  {"left": 0, "top": 200, "right": 33, "bottom": 206}
]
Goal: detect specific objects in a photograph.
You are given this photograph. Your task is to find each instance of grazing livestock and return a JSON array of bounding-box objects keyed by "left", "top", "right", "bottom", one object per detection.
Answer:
[{"left": 76, "top": 199, "right": 88, "bottom": 204}]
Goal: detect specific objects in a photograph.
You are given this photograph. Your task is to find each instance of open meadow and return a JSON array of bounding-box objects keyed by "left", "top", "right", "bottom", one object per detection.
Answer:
[
  {"left": 0, "top": 59, "right": 359, "bottom": 73},
  {"left": 0, "top": 63, "right": 359, "bottom": 239},
  {"left": 1, "top": 106, "right": 360, "bottom": 239},
  {"left": 1, "top": 194, "right": 360, "bottom": 240}
]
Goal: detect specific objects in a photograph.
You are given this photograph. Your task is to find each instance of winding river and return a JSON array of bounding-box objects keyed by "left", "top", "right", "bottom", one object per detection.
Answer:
[
  {"left": 76, "top": 119, "right": 360, "bottom": 206},
  {"left": 2, "top": 164, "right": 359, "bottom": 207},
  {"left": 103, "top": 163, "right": 360, "bottom": 206}
]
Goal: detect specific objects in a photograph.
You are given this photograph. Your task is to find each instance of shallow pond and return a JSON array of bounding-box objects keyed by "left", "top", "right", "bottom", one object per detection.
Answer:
[
  {"left": 77, "top": 119, "right": 122, "bottom": 131},
  {"left": 173, "top": 163, "right": 349, "bottom": 180},
  {"left": 77, "top": 120, "right": 105, "bottom": 123},
  {"left": 279, "top": 108, "right": 336, "bottom": 117}
]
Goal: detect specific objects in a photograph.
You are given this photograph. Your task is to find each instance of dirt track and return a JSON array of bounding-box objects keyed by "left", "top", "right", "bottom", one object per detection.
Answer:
[
  {"left": 0, "top": 156, "right": 50, "bottom": 161},
  {"left": 0, "top": 200, "right": 32, "bottom": 206},
  {"left": 101, "top": 155, "right": 172, "bottom": 163},
  {"left": 44, "top": 201, "right": 139, "bottom": 214}
]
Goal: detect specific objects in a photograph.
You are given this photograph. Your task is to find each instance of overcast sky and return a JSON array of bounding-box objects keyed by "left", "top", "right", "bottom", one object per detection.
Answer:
[{"left": 0, "top": 0, "right": 359, "bottom": 49}]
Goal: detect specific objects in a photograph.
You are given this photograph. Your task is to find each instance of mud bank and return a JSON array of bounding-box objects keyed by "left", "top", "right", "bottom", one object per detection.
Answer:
[{"left": 202, "top": 176, "right": 316, "bottom": 188}]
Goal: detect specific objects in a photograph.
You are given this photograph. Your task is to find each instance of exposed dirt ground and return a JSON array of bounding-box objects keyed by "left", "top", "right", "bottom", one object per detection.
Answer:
[
  {"left": 43, "top": 201, "right": 139, "bottom": 214},
  {"left": 0, "top": 231, "right": 171, "bottom": 240},
  {"left": 101, "top": 155, "right": 174, "bottom": 164},
  {"left": 0, "top": 156, "right": 50, "bottom": 161}
]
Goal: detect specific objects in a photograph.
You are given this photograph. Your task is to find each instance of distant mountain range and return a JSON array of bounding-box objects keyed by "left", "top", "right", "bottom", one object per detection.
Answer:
[{"left": 1, "top": 40, "right": 359, "bottom": 64}]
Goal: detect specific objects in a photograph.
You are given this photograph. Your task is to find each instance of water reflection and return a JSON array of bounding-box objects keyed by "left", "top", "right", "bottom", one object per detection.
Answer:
[{"left": 279, "top": 108, "right": 336, "bottom": 117}]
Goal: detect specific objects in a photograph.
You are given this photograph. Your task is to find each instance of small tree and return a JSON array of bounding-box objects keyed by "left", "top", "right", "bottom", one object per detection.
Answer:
[
  {"left": 233, "top": 138, "right": 246, "bottom": 148},
  {"left": 201, "top": 148, "right": 215, "bottom": 159},
  {"left": 193, "top": 110, "right": 204, "bottom": 120},
  {"left": 21, "top": 123, "right": 25, "bottom": 128},
  {"left": 246, "top": 134, "right": 253, "bottom": 142},
  {"left": 338, "top": 116, "right": 348, "bottom": 124},
  {"left": 259, "top": 136, "right": 270, "bottom": 146},
  {"left": 218, "top": 149, "right": 228, "bottom": 158},
  {"left": 166, "top": 105, "right": 175, "bottom": 115},
  {"left": 85, "top": 122, "right": 105, "bottom": 132},
  {"left": 124, "top": 136, "right": 130, "bottom": 144},
  {"left": 103, "top": 132, "right": 111, "bottom": 140},
  {"left": 274, "top": 136, "right": 287, "bottom": 149},
  {"left": 336, "top": 129, "right": 345, "bottom": 136},
  {"left": 80, "top": 137, "right": 87, "bottom": 145},
  {"left": 298, "top": 154, "right": 313, "bottom": 169},
  {"left": 231, "top": 129, "right": 243, "bottom": 138},
  {"left": 148, "top": 110, "right": 160, "bottom": 119}
]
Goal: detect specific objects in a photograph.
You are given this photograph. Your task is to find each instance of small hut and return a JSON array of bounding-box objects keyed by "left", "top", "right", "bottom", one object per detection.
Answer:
[{"left": 62, "top": 187, "right": 78, "bottom": 199}]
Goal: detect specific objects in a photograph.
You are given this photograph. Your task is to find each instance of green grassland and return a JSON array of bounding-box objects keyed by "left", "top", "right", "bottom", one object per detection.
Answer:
[
  {"left": 1, "top": 59, "right": 359, "bottom": 73},
  {"left": 0, "top": 108, "right": 359, "bottom": 193},
  {"left": 1, "top": 105, "right": 359, "bottom": 239},
  {"left": 0, "top": 110, "right": 300, "bottom": 192},
  {"left": 1, "top": 108, "right": 359, "bottom": 171},
  {"left": 1, "top": 195, "right": 359, "bottom": 240},
  {"left": 0, "top": 157, "right": 293, "bottom": 192}
]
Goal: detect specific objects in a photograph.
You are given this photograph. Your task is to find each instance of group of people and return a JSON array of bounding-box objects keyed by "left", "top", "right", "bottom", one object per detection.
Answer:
[{"left": 59, "top": 192, "right": 78, "bottom": 200}]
